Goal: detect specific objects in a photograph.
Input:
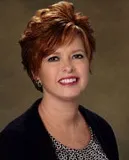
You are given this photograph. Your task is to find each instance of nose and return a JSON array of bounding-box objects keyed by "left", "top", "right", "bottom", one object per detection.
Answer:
[{"left": 61, "top": 59, "right": 74, "bottom": 73}]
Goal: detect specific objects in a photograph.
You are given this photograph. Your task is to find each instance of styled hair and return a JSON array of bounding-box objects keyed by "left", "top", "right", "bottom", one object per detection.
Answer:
[{"left": 19, "top": 1, "right": 95, "bottom": 92}]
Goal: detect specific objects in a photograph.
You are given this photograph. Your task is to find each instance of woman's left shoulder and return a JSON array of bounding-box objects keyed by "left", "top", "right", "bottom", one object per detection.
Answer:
[
  {"left": 79, "top": 105, "right": 119, "bottom": 160},
  {"left": 79, "top": 105, "right": 115, "bottom": 135}
]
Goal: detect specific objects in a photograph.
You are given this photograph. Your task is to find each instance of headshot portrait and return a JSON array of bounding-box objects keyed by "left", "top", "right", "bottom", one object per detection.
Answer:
[{"left": 1, "top": 0, "right": 128, "bottom": 159}]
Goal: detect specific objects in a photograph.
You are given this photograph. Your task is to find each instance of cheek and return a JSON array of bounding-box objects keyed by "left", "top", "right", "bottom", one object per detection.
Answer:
[
  {"left": 79, "top": 64, "right": 89, "bottom": 85},
  {"left": 79, "top": 62, "right": 89, "bottom": 75},
  {"left": 39, "top": 66, "right": 58, "bottom": 83},
  {"left": 81, "top": 64, "right": 89, "bottom": 85}
]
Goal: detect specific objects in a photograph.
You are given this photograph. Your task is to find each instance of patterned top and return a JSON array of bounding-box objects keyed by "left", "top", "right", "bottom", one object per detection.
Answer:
[{"left": 49, "top": 127, "right": 109, "bottom": 160}]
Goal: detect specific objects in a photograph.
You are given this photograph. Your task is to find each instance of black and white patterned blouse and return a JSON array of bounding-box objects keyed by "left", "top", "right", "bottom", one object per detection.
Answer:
[{"left": 49, "top": 127, "right": 109, "bottom": 160}]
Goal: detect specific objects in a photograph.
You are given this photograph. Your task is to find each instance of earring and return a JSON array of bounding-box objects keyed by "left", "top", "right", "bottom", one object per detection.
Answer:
[{"left": 35, "top": 80, "right": 42, "bottom": 88}]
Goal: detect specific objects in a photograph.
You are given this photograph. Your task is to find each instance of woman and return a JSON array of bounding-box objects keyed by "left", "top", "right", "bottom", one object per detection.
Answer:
[{"left": 0, "top": 1, "right": 119, "bottom": 160}]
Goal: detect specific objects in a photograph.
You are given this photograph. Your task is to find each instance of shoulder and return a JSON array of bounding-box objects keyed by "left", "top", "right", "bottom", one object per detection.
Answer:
[
  {"left": 79, "top": 105, "right": 113, "bottom": 132},
  {"left": 79, "top": 105, "right": 117, "bottom": 141},
  {"left": 0, "top": 98, "right": 41, "bottom": 133},
  {"left": 0, "top": 112, "right": 27, "bottom": 159},
  {"left": 0, "top": 98, "right": 42, "bottom": 156},
  {"left": 0, "top": 107, "right": 29, "bottom": 150},
  {"left": 0, "top": 109, "right": 28, "bottom": 142},
  {"left": 79, "top": 105, "right": 119, "bottom": 160}
]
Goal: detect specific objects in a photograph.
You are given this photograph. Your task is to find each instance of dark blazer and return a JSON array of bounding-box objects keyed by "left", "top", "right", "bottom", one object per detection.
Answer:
[{"left": 0, "top": 98, "right": 119, "bottom": 160}]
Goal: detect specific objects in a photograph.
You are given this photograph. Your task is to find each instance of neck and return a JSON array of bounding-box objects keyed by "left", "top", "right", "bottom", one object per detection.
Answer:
[{"left": 38, "top": 93, "right": 81, "bottom": 130}]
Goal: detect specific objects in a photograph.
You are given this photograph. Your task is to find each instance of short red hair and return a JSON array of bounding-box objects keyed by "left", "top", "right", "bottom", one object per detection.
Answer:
[{"left": 19, "top": 1, "right": 95, "bottom": 92}]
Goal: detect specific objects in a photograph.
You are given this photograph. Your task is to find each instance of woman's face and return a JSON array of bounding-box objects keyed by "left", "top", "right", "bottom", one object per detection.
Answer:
[{"left": 37, "top": 36, "right": 89, "bottom": 101}]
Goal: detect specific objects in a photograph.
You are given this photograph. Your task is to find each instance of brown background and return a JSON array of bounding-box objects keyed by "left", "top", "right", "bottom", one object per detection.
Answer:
[{"left": 0, "top": 0, "right": 129, "bottom": 159}]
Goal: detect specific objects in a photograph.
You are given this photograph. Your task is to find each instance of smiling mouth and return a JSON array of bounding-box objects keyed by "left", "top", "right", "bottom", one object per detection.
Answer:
[{"left": 58, "top": 78, "right": 79, "bottom": 86}]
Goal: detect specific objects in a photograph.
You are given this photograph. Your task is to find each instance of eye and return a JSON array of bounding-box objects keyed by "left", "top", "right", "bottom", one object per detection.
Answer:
[
  {"left": 47, "top": 56, "right": 59, "bottom": 62},
  {"left": 73, "top": 54, "right": 84, "bottom": 59}
]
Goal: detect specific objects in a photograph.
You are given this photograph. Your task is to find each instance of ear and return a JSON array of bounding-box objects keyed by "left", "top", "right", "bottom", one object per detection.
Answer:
[{"left": 31, "top": 70, "right": 40, "bottom": 81}]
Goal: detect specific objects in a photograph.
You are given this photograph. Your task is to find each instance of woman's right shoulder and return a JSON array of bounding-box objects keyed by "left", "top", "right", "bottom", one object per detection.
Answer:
[
  {"left": 0, "top": 111, "right": 28, "bottom": 159},
  {"left": 0, "top": 98, "right": 41, "bottom": 140},
  {"left": 0, "top": 109, "right": 29, "bottom": 144}
]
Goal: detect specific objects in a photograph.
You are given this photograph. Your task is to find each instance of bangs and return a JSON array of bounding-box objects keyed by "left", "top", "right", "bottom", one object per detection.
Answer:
[{"left": 39, "top": 23, "right": 90, "bottom": 58}]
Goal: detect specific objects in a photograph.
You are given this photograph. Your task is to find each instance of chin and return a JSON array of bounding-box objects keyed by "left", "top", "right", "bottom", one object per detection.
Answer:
[
  {"left": 60, "top": 96, "right": 79, "bottom": 101},
  {"left": 57, "top": 91, "right": 81, "bottom": 101}
]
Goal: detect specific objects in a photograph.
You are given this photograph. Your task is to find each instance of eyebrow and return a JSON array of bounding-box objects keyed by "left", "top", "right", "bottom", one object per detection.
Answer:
[{"left": 54, "top": 49, "right": 85, "bottom": 55}]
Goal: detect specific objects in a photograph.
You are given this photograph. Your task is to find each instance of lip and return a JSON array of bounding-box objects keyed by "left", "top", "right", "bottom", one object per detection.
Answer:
[{"left": 58, "top": 76, "right": 79, "bottom": 82}]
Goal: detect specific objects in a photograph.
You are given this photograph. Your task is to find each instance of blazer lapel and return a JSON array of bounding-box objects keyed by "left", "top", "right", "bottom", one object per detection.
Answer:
[{"left": 24, "top": 98, "right": 58, "bottom": 160}]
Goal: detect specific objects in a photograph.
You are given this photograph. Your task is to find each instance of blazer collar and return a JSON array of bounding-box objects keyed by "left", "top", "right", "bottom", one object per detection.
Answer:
[{"left": 24, "top": 98, "right": 57, "bottom": 160}]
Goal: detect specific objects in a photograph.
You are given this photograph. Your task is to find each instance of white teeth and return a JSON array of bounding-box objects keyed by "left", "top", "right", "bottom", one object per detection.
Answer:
[{"left": 60, "top": 78, "right": 77, "bottom": 84}]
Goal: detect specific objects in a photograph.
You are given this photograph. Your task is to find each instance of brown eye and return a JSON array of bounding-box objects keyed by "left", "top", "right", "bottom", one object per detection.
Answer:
[
  {"left": 48, "top": 56, "right": 59, "bottom": 62},
  {"left": 73, "top": 54, "right": 84, "bottom": 59}
]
